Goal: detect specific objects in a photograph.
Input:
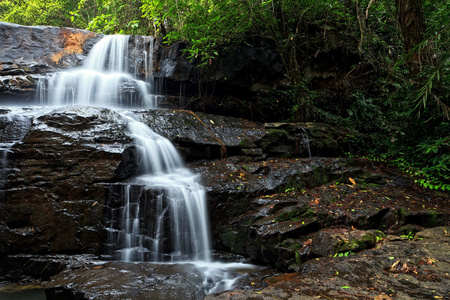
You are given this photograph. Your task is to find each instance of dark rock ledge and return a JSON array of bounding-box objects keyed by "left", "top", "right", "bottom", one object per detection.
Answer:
[{"left": 205, "top": 226, "right": 450, "bottom": 300}]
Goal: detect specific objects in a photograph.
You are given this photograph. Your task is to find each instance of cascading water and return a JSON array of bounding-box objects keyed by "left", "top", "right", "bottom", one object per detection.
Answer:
[
  {"left": 114, "top": 115, "right": 211, "bottom": 262},
  {"left": 21, "top": 33, "right": 262, "bottom": 297},
  {"left": 37, "top": 35, "right": 157, "bottom": 108},
  {"left": 301, "top": 128, "right": 312, "bottom": 158},
  {"left": 36, "top": 34, "right": 213, "bottom": 264}
]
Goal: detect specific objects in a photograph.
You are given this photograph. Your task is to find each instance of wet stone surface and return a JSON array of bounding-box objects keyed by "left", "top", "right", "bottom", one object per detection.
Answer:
[
  {"left": 44, "top": 261, "right": 278, "bottom": 300},
  {"left": 205, "top": 227, "right": 450, "bottom": 300},
  {"left": 188, "top": 157, "right": 449, "bottom": 272}
]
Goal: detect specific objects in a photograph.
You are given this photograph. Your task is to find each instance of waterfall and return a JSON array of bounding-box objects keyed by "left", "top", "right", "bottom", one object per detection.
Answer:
[
  {"left": 114, "top": 115, "right": 211, "bottom": 262},
  {"left": 37, "top": 35, "right": 157, "bottom": 108},
  {"left": 37, "top": 35, "right": 211, "bottom": 263}
]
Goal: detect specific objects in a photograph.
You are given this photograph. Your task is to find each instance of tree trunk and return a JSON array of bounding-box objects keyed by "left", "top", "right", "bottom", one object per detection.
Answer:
[{"left": 395, "top": 0, "right": 432, "bottom": 73}]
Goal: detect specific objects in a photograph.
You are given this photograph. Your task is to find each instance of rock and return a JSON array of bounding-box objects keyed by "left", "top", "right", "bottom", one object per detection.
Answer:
[
  {"left": 0, "top": 106, "right": 372, "bottom": 257},
  {"left": 44, "top": 260, "right": 275, "bottom": 300},
  {"left": 0, "top": 22, "right": 102, "bottom": 99},
  {"left": 206, "top": 227, "right": 450, "bottom": 299},
  {"left": 45, "top": 261, "right": 209, "bottom": 300},
  {"left": 0, "top": 254, "right": 96, "bottom": 282},
  {"left": 414, "top": 226, "right": 450, "bottom": 240},
  {"left": 134, "top": 109, "right": 266, "bottom": 160},
  {"left": 0, "top": 107, "right": 131, "bottom": 255},
  {"left": 310, "top": 229, "right": 384, "bottom": 257},
  {"left": 191, "top": 157, "right": 449, "bottom": 271}
]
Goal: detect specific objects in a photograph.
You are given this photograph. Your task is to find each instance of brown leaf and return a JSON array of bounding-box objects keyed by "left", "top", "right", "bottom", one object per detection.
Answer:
[
  {"left": 375, "top": 294, "right": 393, "bottom": 300},
  {"left": 389, "top": 260, "right": 401, "bottom": 271}
]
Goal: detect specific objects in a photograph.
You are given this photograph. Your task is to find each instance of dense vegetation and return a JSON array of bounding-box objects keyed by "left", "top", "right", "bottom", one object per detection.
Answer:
[{"left": 1, "top": 0, "right": 448, "bottom": 191}]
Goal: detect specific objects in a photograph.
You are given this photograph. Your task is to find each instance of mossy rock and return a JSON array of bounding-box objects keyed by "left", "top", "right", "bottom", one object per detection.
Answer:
[
  {"left": 258, "top": 129, "right": 290, "bottom": 151},
  {"left": 238, "top": 138, "right": 254, "bottom": 148},
  {"left": 333, "top": 230, "right": 380, "bottom": 254},
  {"left": 311, "top": 229, "right": 381, "bottom": 257},
  {"left": 220, "top": 226, "right": 248, "bottom": 255}
]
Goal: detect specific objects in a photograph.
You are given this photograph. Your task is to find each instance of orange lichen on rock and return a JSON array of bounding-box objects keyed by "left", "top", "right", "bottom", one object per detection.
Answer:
[{"left": 51, "top": 31, "right": 95, "bottom": 63}]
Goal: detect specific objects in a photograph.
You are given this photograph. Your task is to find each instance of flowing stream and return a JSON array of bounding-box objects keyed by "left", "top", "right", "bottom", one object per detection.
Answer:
[{"left": 30, "top": 34, "right": 257, "bottom": 297}]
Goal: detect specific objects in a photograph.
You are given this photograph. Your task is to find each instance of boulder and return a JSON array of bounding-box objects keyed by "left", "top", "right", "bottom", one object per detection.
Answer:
[{"left": 310, "top": 229, "right": 384, "bottom": 257}]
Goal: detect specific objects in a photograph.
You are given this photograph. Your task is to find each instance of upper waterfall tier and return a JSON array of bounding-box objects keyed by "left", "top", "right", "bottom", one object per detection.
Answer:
[{"left": 37, "top": 35, "right": 157, "bottom": 108}]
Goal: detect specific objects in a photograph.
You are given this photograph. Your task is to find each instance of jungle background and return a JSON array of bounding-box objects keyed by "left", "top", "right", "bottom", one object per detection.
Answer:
[{"left": 1, "top": 0, "right": 449, "bottom": 191}]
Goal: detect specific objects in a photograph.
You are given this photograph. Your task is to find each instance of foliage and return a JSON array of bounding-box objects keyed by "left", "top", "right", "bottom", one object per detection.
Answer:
[
  {"left": 333, "top": 251, "right": 354, "bottom": 258},
  {"left": 141, "top": 0, "right": 254, "bottom": 67},
  {"left": 1, "top": 0, "right": 449, "bottom": 191},
  {"left": 69, "top": 0, "right": 147, "bottom": 34},
  {"left": 0, "top": 0, "right": 77, "bottom": 27}
]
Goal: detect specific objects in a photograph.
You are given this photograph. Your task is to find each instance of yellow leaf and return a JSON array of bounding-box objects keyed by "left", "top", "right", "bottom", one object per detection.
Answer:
[{"left": 349, "top": 177, "right": 356, "bottom": 185}]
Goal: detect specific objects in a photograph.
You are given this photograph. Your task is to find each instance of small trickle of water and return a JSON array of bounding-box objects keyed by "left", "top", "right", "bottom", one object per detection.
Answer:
[
  {"left": 0, "top": 111, "right": 32, "bottom": 199},
  {"left": 302, "top": 127, "right": 312, "bottom": 158}
]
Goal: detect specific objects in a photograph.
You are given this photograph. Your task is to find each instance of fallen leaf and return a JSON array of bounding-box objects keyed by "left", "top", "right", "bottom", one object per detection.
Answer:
[
  {"left": 374, "top": 294, "right": 393, "bottom": 300},
  {"left": 389, "top": 259, "right": 401, "bottom": 271},
  {"left": 349, "top": 177, "right": 356, "bottom": 185}
]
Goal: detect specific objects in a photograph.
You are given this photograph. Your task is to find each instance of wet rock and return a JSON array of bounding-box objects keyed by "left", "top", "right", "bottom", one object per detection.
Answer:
[
  {"left": 206, "top": 227, "right": 450, "bottom": 299},
  {"left": 264, "top": 122, "right": 355, "bottom": 157},
  {"left": 0, "top": 107, "right": 131, "bottom": 255},
  {"left": 46, "top": 261, "right": 213, "bottom": 300},
  {"left": 0, "top": 22, "right": 102, "bottom": 99},
  {"left": 190, "top": 157, "right": 449, "bottom": 271},
  {"left": 0, "top": 254, "right": 96, "bottom": 282},
  {"left": 135, "top": 109, "right": 266, "bottom": 160},
  {"left": 310, "top": 229, "right": 384, "bottom": 257}
]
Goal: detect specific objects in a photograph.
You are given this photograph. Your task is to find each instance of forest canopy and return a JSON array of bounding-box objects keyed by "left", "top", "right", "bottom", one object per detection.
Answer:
[{"left": 1, "top": 0, "right": 449, "bottom": 191}]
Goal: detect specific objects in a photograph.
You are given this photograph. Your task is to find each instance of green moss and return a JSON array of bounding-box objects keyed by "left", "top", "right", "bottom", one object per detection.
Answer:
[
  {"left": 276, "top": 209, "right": 304, "bottom": 222},
  {"left": 259, "top": 129, "right": 289, "bottom": 150},
  {"left": 295, "top": 251, "right": 302, "bottom": 265},
  {"left": 371, "top": 230, "right": 386, "bottom": 241},
  {"left": 220, "top": 228, "right": 247, "bottom": 255},
  {"left": 333, "top": 231, "right": 376, "bottom": 254},
  {"left": 275, "top": 207, "right": 315, "bottom": 223},
  {"left": 238, "top": 139, "right": 253, "bottom": 148},
  {"left": 419, "top": 210, "right": 444, "bottom": 227},
  {"left": 311, "top": 167, "right": 330, "bottom": 186}
]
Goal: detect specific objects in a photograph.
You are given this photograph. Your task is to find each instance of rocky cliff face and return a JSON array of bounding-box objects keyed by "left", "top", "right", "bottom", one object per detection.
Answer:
[
  {"left": 0, "top": 107, "right": 130, "bottom": 254},
  {"left": 0, "top": 22, "right": 102, "bottom": 100},
  {"left": 1, "top": 106, "right": 447, "bottom": 264},
  {"left": 1, "top": 22, "right": 371, "bottom": 122},
  {"left": 0, "top": 106, "right": 348, "bottom": 256}
]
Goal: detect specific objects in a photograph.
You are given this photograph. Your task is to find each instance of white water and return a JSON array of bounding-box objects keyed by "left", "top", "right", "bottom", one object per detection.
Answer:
[
  {"left": 302, "top": 128, "right": 312, "bottom": 158},
  {"left": 3, "top": 34, "right": 263, "bottom": 296},
  {"left": 36, "top": 33, "right": 213, "bottom": 263},
  {"left": 115, "top": 114, "right": 211, "bottom": 262},
  {"left": 37, "top": 35, "right": 157, "bottom": 108}
]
